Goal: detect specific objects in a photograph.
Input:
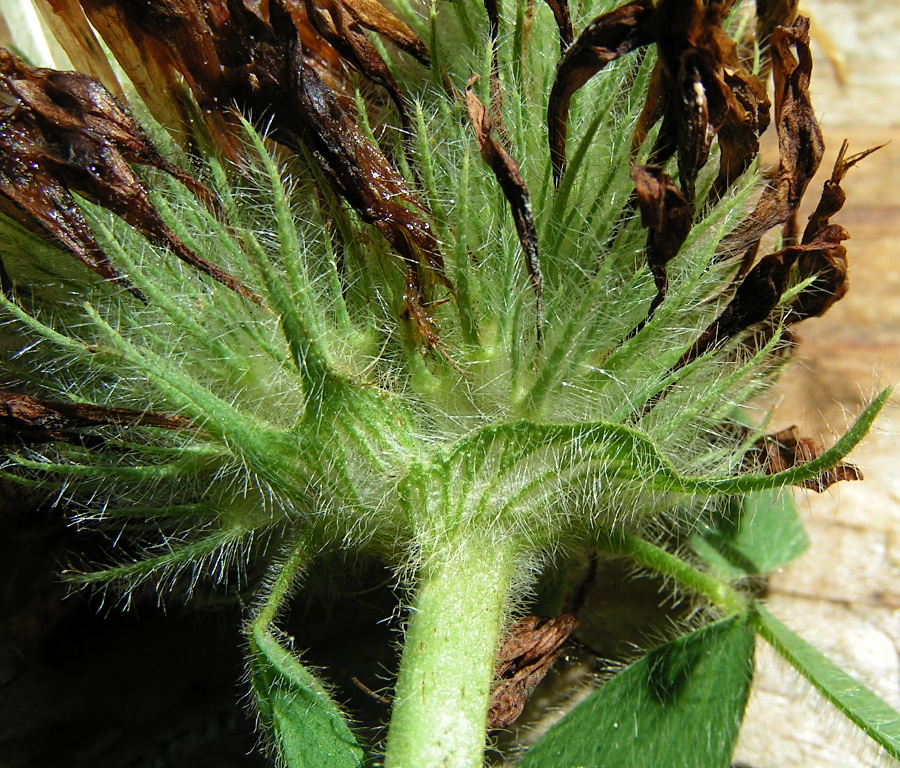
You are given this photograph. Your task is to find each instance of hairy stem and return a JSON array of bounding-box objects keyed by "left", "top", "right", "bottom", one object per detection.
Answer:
[
  {"left": 597, "top": 531, "right": 749, "bottom": 615},
  {"left": 384, "top": 534, "right": 520, "bottom": 768},
  {"left": 252, "top": 541, "right": 308, "bottom": 632}
]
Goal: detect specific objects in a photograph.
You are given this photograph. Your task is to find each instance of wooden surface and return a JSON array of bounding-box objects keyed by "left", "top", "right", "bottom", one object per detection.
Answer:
[{"left": 734, "top": 2, "right": 900, "bottom": 765}]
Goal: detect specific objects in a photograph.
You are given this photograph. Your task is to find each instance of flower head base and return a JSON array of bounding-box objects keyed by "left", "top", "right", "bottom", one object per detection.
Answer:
[{"left": 0, "top": 0, "right": 890, "bottom": 766}]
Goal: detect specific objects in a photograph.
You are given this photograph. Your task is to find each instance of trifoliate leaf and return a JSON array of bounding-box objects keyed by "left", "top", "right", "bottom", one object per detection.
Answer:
[{"left": 519, "top": 615, "right": 756, "bottom": 768}]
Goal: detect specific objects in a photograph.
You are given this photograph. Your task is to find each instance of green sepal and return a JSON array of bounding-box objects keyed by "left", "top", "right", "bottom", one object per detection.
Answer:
[
  {"left": 446, "top": 388, "right": 890, "bottom": 526},
  {"left": 519, "top": 615, "right": 756, "bottom": 768},
  {"left": 754, "top": 603, "right": 900, "bottom": 761},
  {"left": 692, "top": 489, "right": 809, "bottom": 578},
  {"left": 249, "top": 626, "right": 366, "bottom": 768}
]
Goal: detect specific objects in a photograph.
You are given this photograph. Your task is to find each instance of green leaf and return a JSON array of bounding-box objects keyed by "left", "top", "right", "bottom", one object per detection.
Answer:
[
  {"left": 754, "top": 603, "right": 900, "bottom": 761},
  {"left": 250, "top": 626, "right": 366, "bottom": 768},
  {"left": 519, "top": 615, "right": 755, "bottom": 768},
  {"left": 692, "top": 489, "right": 809, "bottom": 577}
]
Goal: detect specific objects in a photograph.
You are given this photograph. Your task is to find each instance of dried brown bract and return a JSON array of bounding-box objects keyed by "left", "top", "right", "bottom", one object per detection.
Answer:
[
  {"left": 0, "top": 389, "right": 194, "bottom": 445},
  {"left": 488, "top": 612, "right": 578, "bottom": 729},
  {"left": 0, "top": 48, "right": 259, "bottom": 303},
  {"left": 745, "top": 425, "right": 863, "bottom": 492}
]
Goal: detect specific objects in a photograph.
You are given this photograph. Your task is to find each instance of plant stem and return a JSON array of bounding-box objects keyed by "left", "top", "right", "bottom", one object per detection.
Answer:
[
  {"left": 252, "top": 541, "right": 308, "bottom": 632},
  {"left": 384, "top": 534, "right": 520, "bottom": 768},
  {"left": 598, "top": 531, "right": 748, "bottom": 615}
]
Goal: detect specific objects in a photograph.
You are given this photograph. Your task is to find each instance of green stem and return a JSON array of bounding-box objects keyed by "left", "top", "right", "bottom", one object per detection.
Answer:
[
  {"left": 252, "top": 542, "right": 308, "bottom": 632},
  {"left": 384, "top": 534, "right": 520, "bottom": 768},
  {"left": 598, "top": 531, "right": 748, "bottom": 615}
]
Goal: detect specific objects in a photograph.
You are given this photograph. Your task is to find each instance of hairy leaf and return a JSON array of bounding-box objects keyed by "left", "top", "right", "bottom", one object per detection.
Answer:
[
  {"left": 250, "top": 627, "right": 366, "bottom": 768},
  {"left": 754, "top": 604, "right": 900, "bottom": 761},
  {"left": 693, "top": 489, "right": 808, "bottom": 578},
  {"left": 449, "top": 387, "right": 889, "bottom": 510},
  {"left": 519, "top": 615, "right": 755, "bottom": 768}
]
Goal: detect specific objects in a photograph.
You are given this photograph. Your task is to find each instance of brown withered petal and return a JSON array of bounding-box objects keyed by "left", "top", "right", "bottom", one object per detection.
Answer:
[
  {"left": 704, "top": 18, "right": 771, "bottom": 206},
  {"left": 340, "top": 0, "right": 430, "bottom": 66},
  {"left": 23, "top": 65, "right": 220, "bottom": 212},
  {"left": 87, "top": 1, "right": 449, "bottom": 296},
  {"left": 645, "top": 0, "right": 769, "bottom": 206},
  {"left": 755, "top": 0, "right": 799, "bottom": 58},
  {"left": 547, "top": 0, "right": 657, "bottom": 185},
  {"left": 303, "top": 0, "right": 410, "bottom": 128},
  {"left": 76, "top": 0, "right": 200, "bottom": 145},
  {"left": 784, "top": 223, "right": 850, "bottom": 324},
  {"left": 631, "top": 165, "right": 692, "bottom": 325},
  {"left": 652, "top": 0, "right": 722, "bottom": 204},
  {"left": 466, "top": 77, "right": 543, "bottom": 343},
  {"left": 399, "top": 267, "right": 459, "bottom": 370},
  {"left": 745, "top": 425, "right": 862, "bottom": 492},
  {"left": 488, "top": 613, "right": 578, "bottom": 729},
  {"left": 671, "top": 50, "right": 714, "bottom": 205},
  {"left": 677, "top": 242, "right": 800, "bottom": 369},
  {"left": 717, "top": 16, "right": 823, "bottom": 261},
  {"left": 0, "top": 113, "right": 133, "bottom": 293},
  {"left": 708, "top": 63, "right": 770, "bottom": 206},
  {"left": 32, "top": 0, "right": 125, "bottom": 97},
  {"left": 293, "top": 48, "right": 451, "bottom": 293},
  {"left": 482, "top": 0, "right": 505, "bottom": 124},
  {"left": 542, "top": 0, "right": 574, "bottom": 51},
  {"left": 0, "top": 50, "right": 261, "bottom": 304},
  {"left": 803, "top": 140, "right": 883, "bottom": 243},
  {"left": 680, "top": 219, "right": 856, "bottom": 371},
  {"left": 631, "top": 58, "right": 667, "bottom": 158},
  {"left": 0, "top": 390, "right": 194, "bottom": 445}
]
